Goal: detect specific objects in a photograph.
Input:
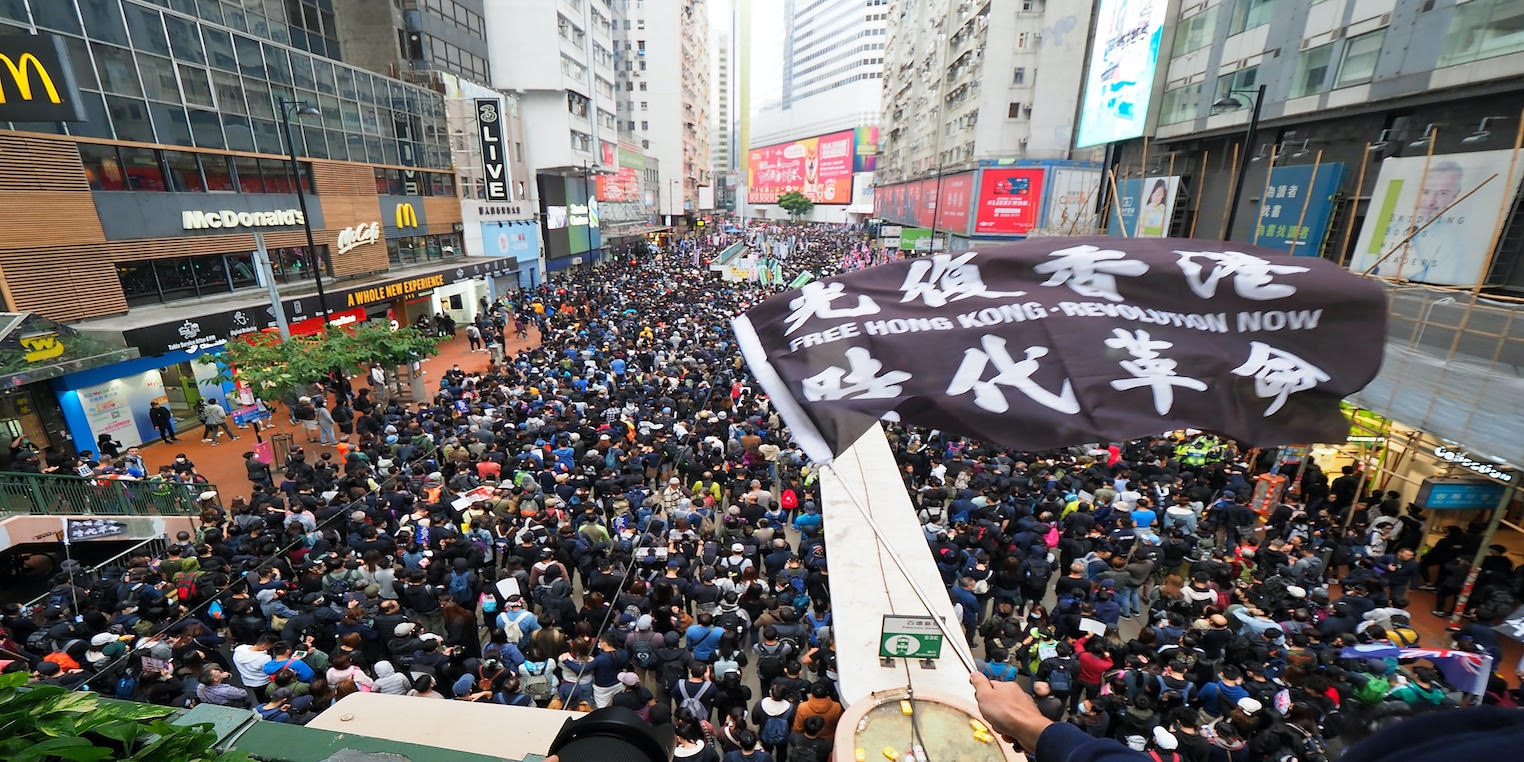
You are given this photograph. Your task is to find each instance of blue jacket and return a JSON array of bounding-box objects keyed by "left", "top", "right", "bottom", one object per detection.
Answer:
[{"left": 950, "top": 586, "right": 979, "bottom": 625}]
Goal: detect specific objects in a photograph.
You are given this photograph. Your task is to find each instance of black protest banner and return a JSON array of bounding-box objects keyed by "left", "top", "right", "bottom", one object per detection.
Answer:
[
  {"left": 65, "top": 518, "right": 129, "bottom": 544},
  {"left": 733, "top": 237, "right": 1387, "bottom": 464}
]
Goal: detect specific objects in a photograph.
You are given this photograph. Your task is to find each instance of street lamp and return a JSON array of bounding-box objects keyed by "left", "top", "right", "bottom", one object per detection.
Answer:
[
  {"left": 1211, "top": 84, "right": 1266, "bottom": 242},
  {"left": 277, "top": 98, "right": 333, "bottom": 324}
]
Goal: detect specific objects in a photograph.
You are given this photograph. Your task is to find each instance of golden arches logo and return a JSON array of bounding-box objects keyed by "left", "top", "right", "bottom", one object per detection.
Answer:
[
  {"left": 395, "top": 202, "right": 419, "bottom": 228},
  {"left": 0, "top": 53, "right": 61, "bottom": 105}
]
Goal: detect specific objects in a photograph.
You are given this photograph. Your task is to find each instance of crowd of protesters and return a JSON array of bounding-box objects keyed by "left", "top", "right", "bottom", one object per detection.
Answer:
[{"left": 1, "top": 223, "right": 1521, "bottom": 762}]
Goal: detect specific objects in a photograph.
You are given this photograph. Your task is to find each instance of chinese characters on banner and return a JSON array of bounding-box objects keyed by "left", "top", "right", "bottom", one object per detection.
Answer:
[
  {"left": 64, "top": 518, "right": 130, "bottom": 544},
  {"left": 974, "top": 168, "right": 1046, "bottom": 234},
  {"left": 1253, "top": 163, "right": 1347, "bottom": 256},
  {"left": 733, "top": 238, "right": 1387, "bottom": 464}
]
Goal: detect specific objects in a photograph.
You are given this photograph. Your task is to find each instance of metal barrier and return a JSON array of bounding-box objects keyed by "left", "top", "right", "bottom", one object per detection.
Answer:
[
  {"left": 22, "top": 535, "right": 170, "bottom": 610},
  {"left": 0, "top": 472, "right": 206, "bottom": 517}
]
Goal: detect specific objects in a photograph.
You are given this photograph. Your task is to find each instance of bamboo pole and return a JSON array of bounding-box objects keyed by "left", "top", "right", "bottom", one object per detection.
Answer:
[
  {"left": 1251, "top": 144, "right": 1280, "bottom": 245},
  {"left": 1360, "top": 174, "right": 1500, "bottom": 276},
  {"left": 1065, "top": 181, "right": 1102, "bottom": 236},
  {"left": 1285, "top": 150, "right": 1324, "bottom": 258},
  {"left": 1188, "top": 149, "right": 1208, "bottom": 238},
  {"left": 1164, "top": 152, "right": 1177, "bottom": 238},
  {"left": 1107, "top": 168, "right": 1130, "bottom": 238},
  {"left": 1218, "top": 142, "right": 1243, "bottom": 240},
  {"left": 1336, "top": 143, "right": 1374, "bottom": 268},
  {"left": 1395, "top": 127, "right": 1439, "bottom": 281}
]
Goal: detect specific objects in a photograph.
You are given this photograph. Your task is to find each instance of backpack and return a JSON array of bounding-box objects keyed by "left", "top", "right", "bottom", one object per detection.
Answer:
[
  {"left": 1023, "top": 557, "right": 1052, "bottom": 587},
  {"left": 677, "top": 679, "right": 709, "bottom": 718},
  {"left": 114, "top": 671, "right": 138, "bottom": 700},
  {"left": 659, "top": 652, "right": 690, "bottom": 688},
  {"left": 498, "top": 610, "right": 527, "bottom": 644},
  {"left": 712, "top": 653, "right": 740, "bottom": 680},
  {"left": 715, "top": 609, "right": 744, "bottom": 636},
  {"left": 631, "top": 634, "right": 658, "bottom": 669},
  {"left": 448, "top": 570, "right": 475, "bottom": 603},
  {"left": 757, "top": 642, "right": 788, "bottom": 676},
  {"left": 46, "top": 587, "right": 70, "bottom": 610},
  {"left": 762, "top": 710, "right": 792, "bottom": 747},
  {"left": 519, "top": 660, "right": 555, "bottom": 702},
  {"left": 1351, "top": 674, "right": 1392, "bottom": 705},
  {"left": 1047, "top": 660, "right": 1074, "bottom": 692},
  {"left": 981, "top": 661, "right": 1018, "bottom": 682},
  {"left": 1390, "top": 625, "right": 1420, "bottom": 647},
  {"left": 788, "top": 730, "right": 821, "bottom": 762},
  {"left": 173, "top": 572, "right": 199, "bottom": 602}
]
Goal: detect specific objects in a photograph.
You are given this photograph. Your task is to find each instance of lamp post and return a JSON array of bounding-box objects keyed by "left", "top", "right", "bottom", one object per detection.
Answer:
[
  {"left": 1211, "top": 83, "right": 1266, "bottom": 242},
  {"left": 277, "top": 98, "right": 333, "bottom": 324}
]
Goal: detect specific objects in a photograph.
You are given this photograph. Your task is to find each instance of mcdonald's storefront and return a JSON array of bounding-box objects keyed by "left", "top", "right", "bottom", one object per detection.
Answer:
[{"left": 381, "top": 194, "right": 463, "bottom": 269}]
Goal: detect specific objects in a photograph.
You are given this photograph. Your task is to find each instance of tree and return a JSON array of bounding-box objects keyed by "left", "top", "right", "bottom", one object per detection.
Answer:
[
  {"left": 198, "top": 324, "right": 443, "bottom": 410},
  {"left": 0, "top": 671, "right": 252, "bottom": 762},
  {"left": 776, "top": 190, "right": 814, "bottom": 220}
]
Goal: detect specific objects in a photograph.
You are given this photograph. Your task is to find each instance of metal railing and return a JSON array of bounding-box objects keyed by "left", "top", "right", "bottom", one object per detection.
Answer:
[
  {"left": 0, "top": 472, "right": 206, "bottom": 517},
  {"left": 22, "top": 536, "right": 170, "bottom": 611}
]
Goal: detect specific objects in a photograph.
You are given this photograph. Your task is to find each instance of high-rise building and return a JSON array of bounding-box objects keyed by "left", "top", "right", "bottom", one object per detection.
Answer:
[
  {"left": 0, "top": 0, "right": 503, "bottom": 457},
  {"left": 332, "top": 0, "right": 490, "bottom": 86},
  {"left": 485, "top": 0, "right": 619, "bottom": 274},
  {"left": 711, "top": 0, "right": 738, "bottom": 210},
  {"left": 612, "top": 0, "right": 711, "bottom": 221},
  {"left": 876, "top": 0, "right": 1095, "bottom": 186},
  {"left": 746, "top": 0, "right": 887, "bottom": 223}
]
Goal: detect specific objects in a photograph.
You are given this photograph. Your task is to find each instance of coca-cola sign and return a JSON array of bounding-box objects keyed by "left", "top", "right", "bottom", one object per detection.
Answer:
[{"left": 337, "top": 221, "right": 381, "bottom": 255}]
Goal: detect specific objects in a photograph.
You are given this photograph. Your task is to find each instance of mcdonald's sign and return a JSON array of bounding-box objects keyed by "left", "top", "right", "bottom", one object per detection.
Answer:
[
  {"left": 0, "top": 34, "right": 85, "bottom": 122},
  {"left": 395, "top": 202, "right": 420, "bottom": 228}
]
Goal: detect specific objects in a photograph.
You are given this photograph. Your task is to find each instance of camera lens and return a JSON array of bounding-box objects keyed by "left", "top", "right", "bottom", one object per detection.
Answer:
[{"left": 547, "top": 707, "right": 671, "bottom": 762}]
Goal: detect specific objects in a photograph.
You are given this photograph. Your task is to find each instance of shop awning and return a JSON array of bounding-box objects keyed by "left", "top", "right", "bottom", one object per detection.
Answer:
[{"left": 0, "top": 313, "right": 138, "bottom": 387}]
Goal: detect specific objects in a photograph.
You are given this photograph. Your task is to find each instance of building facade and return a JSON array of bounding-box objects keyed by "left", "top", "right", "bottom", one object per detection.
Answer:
[
  {"left": 0, "top": 0, "right": 491, "bottom": 457},
  {"left": 877, "top": 0, "right": 1094, "bottom": 185},
  {"left": 612, "top": 0, "right": 711, "bottom": 222}
]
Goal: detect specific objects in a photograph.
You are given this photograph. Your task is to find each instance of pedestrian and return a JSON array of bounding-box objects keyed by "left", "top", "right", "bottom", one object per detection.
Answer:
[
  {"left": 149, "top": 400, "right": 177, "bottom": 443},
  {"left": 201, "top": 398, "right": 237, "bottom": 444}
]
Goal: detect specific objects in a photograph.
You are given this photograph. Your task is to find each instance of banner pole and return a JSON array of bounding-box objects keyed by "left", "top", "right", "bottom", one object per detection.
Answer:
[
  {"left": 1219, "top": 142, "right": 1242, "bottom": 240},
  {"left": 1251, "top": 144, "right": 1279, "bottom": 245},
  {"left": 1395, "top": 127, "right": 1440, "bottom": 281},
  {"left": 1188, "top": 149, "right": 1209, "bottom": 238},
  {"left": 1285, "top": 150, "right": 1324, "bottom": 258},
  {"left": 1133, "top": 137, "right": 1150, "bottom": 237},
  {"left": 1337, "top": 144, "right": 1375, "bottom": 268},
  {"left": 1107, "top": 169, "right": 1131, "bottom": 238}
]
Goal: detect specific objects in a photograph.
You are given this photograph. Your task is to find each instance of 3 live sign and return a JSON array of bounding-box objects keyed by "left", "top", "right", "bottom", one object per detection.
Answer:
[
  {"left": 1416, "top": 478, "right": 1510, "bottom": 510},
  {"left": 0, "top": 33, "right": 86, "bottom": 122}
]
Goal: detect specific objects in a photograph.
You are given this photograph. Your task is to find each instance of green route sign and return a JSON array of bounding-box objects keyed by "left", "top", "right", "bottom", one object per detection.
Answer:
[{"left": 879, "top": 615, "right": 944, "bottom": 659}]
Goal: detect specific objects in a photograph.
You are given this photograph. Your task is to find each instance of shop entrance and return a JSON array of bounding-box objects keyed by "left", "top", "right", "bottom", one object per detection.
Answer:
[
  {"left": 158, "top": 361, "right": 205, "bottom": 421},
  {"left": 0, "top": 386, "right": 52, "bottom": 451}
]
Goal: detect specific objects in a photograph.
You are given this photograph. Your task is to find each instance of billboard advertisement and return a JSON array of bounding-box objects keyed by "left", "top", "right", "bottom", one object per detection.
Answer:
[
  {"left": 973, "top": 168, "right": 1046, "bottom": 235},
  {"left": 747, "top": 129, "right": 856, "bottom": 205},
  {"left": 1044, "top": 167, "right": 1104, "bottom": 233},
  {"left": 1253, "top": 163, "right": 1347, "bottom": 256},
  {"left": 912, "top": 179, "right": 937, "bottom": 229},
  {"left": 854, "top": 126, "right": 880, "bottom": 172},
  {"left": 596, "top": 147, "right": 645, "bottom": 202},
  {"left": 937, "top": 172, "right": 976, "bottom": 235},
  {"left": 1075, "top": 0, "right": 1168, "bottom": 148},
  {"left": 480, "top": 222, "right": 539, "bottom": 262},
  {"left": 1108, "top": 176, "right": 1181, "bottom": 238},
  {"left": 1348, "top": 149, "right": 1523, "bottom": 285}
]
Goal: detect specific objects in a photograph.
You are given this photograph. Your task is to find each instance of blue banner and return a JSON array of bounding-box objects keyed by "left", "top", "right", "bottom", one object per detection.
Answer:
[
  {"left": 1253, "top": 163, "right": 1346, "bottom": 256},
  {"left": 1107, "top": 178, "right": 1142, "bottom": 237},
  {"left": 481, "top": 222, "right": 540, "bottom": 265},
  {"left": 1416, "top": 478, "right": 1508, "bottom": 510}
]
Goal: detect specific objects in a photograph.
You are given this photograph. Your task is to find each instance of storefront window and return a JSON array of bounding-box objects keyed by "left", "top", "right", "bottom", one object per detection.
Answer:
[
  {"left": 263, "top": 157, "right": 296, "bottom": 193},
  {"left": 118, "top": 262, "right": 160, "bottom": 306},
  {"left": 202, "top": 154, "right": 236, "bottom": 191},
  {"left": 156, "top": 257, "right": 199, "bottom": 301},
  {"left": 119, "top": 146, "right": 167, "bottom": 191},
  {"left": 116, "top": 251, "right": 301, "bottom": 304},
  {"left": 388, "top": 234, "right": 461, "bottom": 266},
  {"left": 164, "top": 151, "right": 205, "bottom": 192},
  {"left": 228, "top": 252, "right": 258, "bottom": 289},
  {"left": 80, "top": 143, "right": 127, "bottom": 190},
  {"left": 192, "top": 254, "right": 231, "bottom": 294},
  {"left": 375, "top": 167, "right": 404, "bottom": 195},
  {"left": 270, "top": 245, "right": 332, "bottom": 283},
  {"left": 234, "top": 156, "right": 266, "bottom": 193}
]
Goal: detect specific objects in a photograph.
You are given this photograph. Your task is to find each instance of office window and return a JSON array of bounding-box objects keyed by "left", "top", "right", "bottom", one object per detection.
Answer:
[
  {"left": 1012, "top": 67, "right": 1026, "bottom": 85},
  {"left": 202, "top": 154, "right": 235, "bottom": 191},
  {"left": 93, "top": 43, "right": 142, "bottom": 98},
  {"left": 1336, "top": 29, "right": 1385, "bottom": 87},
  {"left": 1291, "top": 43, "right": 1333, "bottom": 97},
  {"left": 1158, "top": 83, "right": 1202, "bottom": 124},
  {"left": 234, "top": 156, "right": 266, "bottom": 193},
  {"left": 1007, "top": 102, "right": 1022, "bottom": 118},
  {"left": 108, "top": 96, "right": 155, "bottom": 143},
  {"left": 1230, "top": 0, "right": 1275, "bottom": 34},
  {"left": 79, "top": 0, "right": 130, "bottom": 45},
  {"left": 165, "top": 14, "right": 205, "bottom": 64},
  {"left": 1215, "top": 65, "right": 1259, "bottom": 103},
  {"left": 125, "top": 5, "right": 171, "bottom": 56},
  {"left": 163, "top": 151, "right": 204, "bottom": 192},
  {"left": 1173, "top": 6, "right": 1218, "bottom": 56},
  {"left": 1440, "top": 0, "right": 1524, "bottom": 67},
  {"left": 79, "top": 144, "right": 127, "bottom": 190}
]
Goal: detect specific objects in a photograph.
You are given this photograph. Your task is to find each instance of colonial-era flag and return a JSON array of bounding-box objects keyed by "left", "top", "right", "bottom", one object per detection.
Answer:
[
  {"left": 732, "top": 238, "right": 1387, "bottom": 464},
  {"left": 1340, "top": 644, "right": 1493, "bottom": 696}
]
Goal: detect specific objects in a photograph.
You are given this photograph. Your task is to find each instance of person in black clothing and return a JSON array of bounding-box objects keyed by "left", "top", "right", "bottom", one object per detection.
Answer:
[{"left": 149, "top": 400, "right": 177, "bottom": 443}]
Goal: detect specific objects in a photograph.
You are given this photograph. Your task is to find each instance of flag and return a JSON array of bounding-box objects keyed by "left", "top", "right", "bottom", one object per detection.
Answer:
[
  {"left": 733, "top": 238, "right": 1388, "bottom": 464},
  {"left": 1340, "top": 644, "right": 1493, "bottom": 695}
]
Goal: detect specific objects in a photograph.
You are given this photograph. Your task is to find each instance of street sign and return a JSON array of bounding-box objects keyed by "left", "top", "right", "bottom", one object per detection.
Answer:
[
  {"left": 1415, "top": 477, "right": 1510, "bottom": 510},
  {"left": 879, "top": 615, "right": 944, "bottom": 660}
]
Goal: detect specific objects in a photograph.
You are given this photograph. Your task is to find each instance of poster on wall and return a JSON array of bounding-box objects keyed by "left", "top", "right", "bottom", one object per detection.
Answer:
[
  {"left": 974, "top": 168, "right": 1046, "bottom": 235},
  {"left": 1043, "top": 168, "right": 1104, "bottom": 233},
  {"left": 1348, "top": 149, "right": 1523, "bottom": 285},
  {"left": 935, "top": 173, "right": 976, "bottom": 235},
  {"left": 1075, "top": 0, "right": 1168, "bottom": 148},
  {"left": 79, "top": 370, "right": 168, "bottom": 449},
  {"left": 747, "top": 130, "right": 856, "bottom": 205},
  {"left": 1109, "top": 176, "right": 1181, "bottom": 238},
  {"left": 1253, "top": 163, "right": 1347, "bottom": 256}
]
